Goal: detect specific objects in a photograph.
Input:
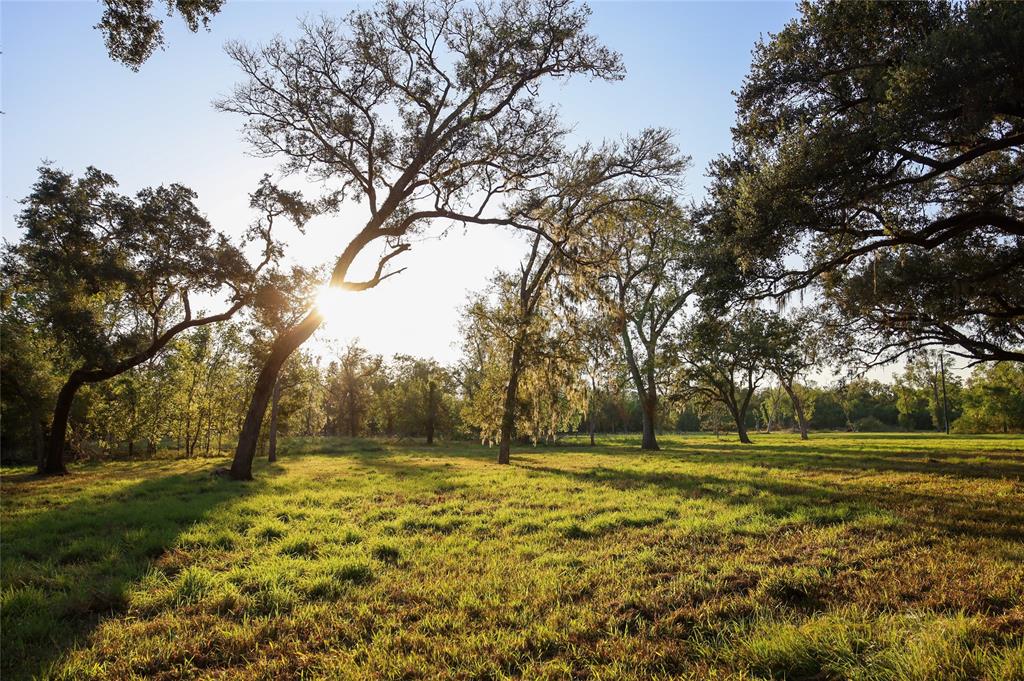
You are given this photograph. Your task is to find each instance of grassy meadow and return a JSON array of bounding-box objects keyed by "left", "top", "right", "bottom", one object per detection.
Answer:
[{"left": 2, "top": 433, "right": 1023, "bottom": 680}]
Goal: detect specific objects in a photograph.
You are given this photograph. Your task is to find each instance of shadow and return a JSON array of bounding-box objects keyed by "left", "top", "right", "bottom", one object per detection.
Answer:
[
  {"left": 553, "top": 434, "right": 1024, "bottom": 482},
  {"left": 259, "top": 434, "right": 1024, "bottom": 544},
  {"left": 292, "top": 433, "right": 1024, "bottom": 492},
  {"left": 672, "top": 442, "right": 1024, "bottom": 481},
  {"left": 0, "top": 461, "right": 264, "bottom": 680},
  {"left": 515, "top": 455, "right": 1024, "bottom": 543}
]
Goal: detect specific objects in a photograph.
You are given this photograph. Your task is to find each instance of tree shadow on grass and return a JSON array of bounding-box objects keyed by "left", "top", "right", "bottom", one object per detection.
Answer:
[
  {"left": 684, "top": 444, "right": 1023, "bottom": 482},
  {"left": 570, "top": 434, "right": 1024, "bottom": 482},
  {"left": 515, "top": 459, "right": 1024, "bottom": 543},
  {"left": 296, "top": 433, "right": 1023, "bottom": 489},
  {"left": 0, "top": 462, "right": 264, "bottom": 680}
]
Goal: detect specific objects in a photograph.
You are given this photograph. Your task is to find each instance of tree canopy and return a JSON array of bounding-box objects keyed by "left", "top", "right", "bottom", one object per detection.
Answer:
[
  {"left": 97, "top": 0, "right": 225, "bottom": 69},
  {"left": 704, "top": 0, "right": 1023, "bottom": 364},
  {"left": 2, "top": 167, "right": 290, "bottom": 473},
  {"left": 219, "top": 0, "right": 653, "bottom": 479}
]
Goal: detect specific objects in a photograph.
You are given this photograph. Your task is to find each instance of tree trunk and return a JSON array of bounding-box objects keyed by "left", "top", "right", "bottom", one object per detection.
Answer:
[
  {"left": 727, "top": 403, "right": 753, "bottom": 444},
  {"left": 781, "top": 381, "right": 809, "bottom": 440},
  {"left": 737, "top": 421, "right": 752, "bottom": 444},
  {"left": 268, "top": 378, "right": 282, "bottom": 463},
  {"left": 40, "top": 373, "right": 84, "bottom": 475},
  {"left": 793, "top": 398, "right": 809, "bottom": 440},
  {"left": 588, "top": 376, "right": 597, "bottom": 446},
  {"left": 230, "top": 311, "right": 322, "bottom": 480},
  {"left": 939, "top": 353, "right": 950, "bottom": 434},
  {"left": 425, "top": 379, "right": 437, "bottom": 445},
  {"left": 347, "top": 389, "right": 358, "bottom": 437},
  {"left": 498, "top": 342, "right": 525, "bottom": 465},
  {"left": 640, "top": 393, "right": 659, "bottom": 451}
]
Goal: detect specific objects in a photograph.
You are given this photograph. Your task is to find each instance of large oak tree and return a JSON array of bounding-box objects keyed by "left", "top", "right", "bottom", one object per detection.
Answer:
[
  {"left": 705, "top": 0, "right": 1023, "bottom": 364},
  {"left": 3, "top": 167, "right": 295, "bottom": 474},
  {"left": 218, "top": 0, "right": 631, "bottom": 480}
]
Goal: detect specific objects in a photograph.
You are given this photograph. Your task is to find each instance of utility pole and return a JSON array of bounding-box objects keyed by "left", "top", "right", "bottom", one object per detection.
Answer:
[{"left": 939, "top": 352, "right": 950, "bottom": 434}]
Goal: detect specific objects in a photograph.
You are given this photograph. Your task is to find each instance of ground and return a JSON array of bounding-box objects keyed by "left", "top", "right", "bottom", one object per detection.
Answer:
[{"left": 1, "top": 433, "right": 1023, "bottom": 680}]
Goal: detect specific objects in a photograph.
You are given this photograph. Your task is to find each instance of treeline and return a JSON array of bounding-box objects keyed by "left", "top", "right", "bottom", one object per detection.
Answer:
[
  {"left": 3, "top": 316, "right": 1021, "bottom": 466},
  {"left": 0, "top": 317, "right": 457, "bottom": 463}
]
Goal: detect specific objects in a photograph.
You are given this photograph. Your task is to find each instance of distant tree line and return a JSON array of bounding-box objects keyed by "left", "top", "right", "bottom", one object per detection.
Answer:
[{"left": 3, "top": 314, "right": 1020, "bottom": 466}]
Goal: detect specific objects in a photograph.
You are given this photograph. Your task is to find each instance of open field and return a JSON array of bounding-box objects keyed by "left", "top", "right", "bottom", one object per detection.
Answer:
[{"left": 2, "top": 433, "right": 1023, "bottom": 680}]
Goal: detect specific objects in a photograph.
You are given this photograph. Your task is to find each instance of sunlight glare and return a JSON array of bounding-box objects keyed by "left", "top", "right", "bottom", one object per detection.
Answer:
[{"left": 315, "top": 285, "right": 347, "bottom": 323}]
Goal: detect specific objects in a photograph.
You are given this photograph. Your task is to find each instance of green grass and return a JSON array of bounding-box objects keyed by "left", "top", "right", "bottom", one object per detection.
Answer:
[{"left": 2, "top": 433, "right": 1023, "bottom": 680}]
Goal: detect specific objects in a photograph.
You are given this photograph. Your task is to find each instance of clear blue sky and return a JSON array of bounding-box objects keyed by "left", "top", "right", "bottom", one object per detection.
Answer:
[{"left": 1, "top": 0, "right": 799, "bottom": 362}]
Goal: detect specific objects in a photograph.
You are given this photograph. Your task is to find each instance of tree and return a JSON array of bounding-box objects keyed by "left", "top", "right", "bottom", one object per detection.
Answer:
[
  {"left": 895, "top": 350, "right": 962, "bottom": 432},
  {"left": 576, "top": 308, "right": 617, "bottom": 446},
  {"left": 219, "top": 0, "right": 628, "bottom": 480},
  {"left": 97, "top": 0, "right": 224, "bottom": 69},
  {"left": 475, "top": 130, "right": 683, "bottom": 464},
  {"left": 762, "top": 311, "right": 821, "bottom": 439},
  {"left": 756, "top": 385, "right": 785, "bottom": 434},
  {"left": 593, "top": 198, "right": 698, "bottom": 450},
  {"left": 264, "top": 350, "right": 324, "bottom": 461},
  {"left": 704, "top": 0, "right": 1024, "bottom": 364},
  {"left": 2, "top": 167, "right": 288, "bottom": 475},
  {"left": 379, "top": 356, "right": 457, "bottom": 443},
  {"left": 956, "top": 362, "right": 1024, "bottom": 433},
  {"left": 492, "top": 237, "right": 562, "bottom": 464},
  {"left": 459, "top": 273, "right": 585, "bottom": 452},
  {"left": 0, "top": 286, "right": 63, "bottom": 463},
  {"left": 158, "top": 324, "right": 248, "bottom": 457},
  {"left": 324, "top": 342, "right": 384, "bottom": 438},
  {"left": 675, "top": 310, "right": 776, "bottom": 444},
  {"left": 833, "top": 378, "right": 900, "bottom": 431}
]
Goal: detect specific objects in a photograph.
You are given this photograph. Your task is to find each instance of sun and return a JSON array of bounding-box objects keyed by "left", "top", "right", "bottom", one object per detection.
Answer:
[{"left": 315, "top": 285, "right": 346, "bottom": 322}]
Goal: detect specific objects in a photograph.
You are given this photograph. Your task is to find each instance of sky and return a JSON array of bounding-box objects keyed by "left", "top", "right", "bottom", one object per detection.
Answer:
[{"left": 1, "top": 0, "right": 801, "bottom": 365}]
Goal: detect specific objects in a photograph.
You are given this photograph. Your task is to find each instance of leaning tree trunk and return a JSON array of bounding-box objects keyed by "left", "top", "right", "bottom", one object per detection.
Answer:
[
  {"left": 40, "top": 373, "right": 86, "bottom": 475},
  {"left": 39, "top": 299, "right": 246, "bottom": 476},
  {"left": 793, "top": 401, "right": 809, "bottom": 440},
  {"left": 640, "top": 393, "right": 659, "bottom": 451},
  {"left": 268, "top": 378, "right": 282, "bottom": 463},
  {"left": 230, "top": 311, "right": 322, "bottom": 480},
  {"left": 790, "top": 393, "right": 806, "bottom": 440},
  {"left": 498, "top": 342, "right": 526, "bottom": 465}
]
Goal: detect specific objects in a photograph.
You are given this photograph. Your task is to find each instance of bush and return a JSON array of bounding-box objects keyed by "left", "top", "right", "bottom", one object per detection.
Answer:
[{"left": 853, "top": 416, "right": 893, "bottom": 432}]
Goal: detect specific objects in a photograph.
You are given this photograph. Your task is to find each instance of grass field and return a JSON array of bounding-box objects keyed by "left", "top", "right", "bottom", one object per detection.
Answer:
[{"left": 2, "top": 433, "right": 1023, "bottom": 680}]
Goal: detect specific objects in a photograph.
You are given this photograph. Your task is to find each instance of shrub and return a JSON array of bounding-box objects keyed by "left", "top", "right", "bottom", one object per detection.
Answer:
[{"left": 853, "top": 416, "right": 893, "bottom": 432}]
